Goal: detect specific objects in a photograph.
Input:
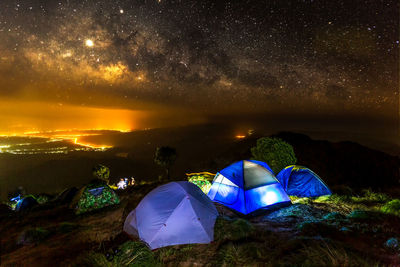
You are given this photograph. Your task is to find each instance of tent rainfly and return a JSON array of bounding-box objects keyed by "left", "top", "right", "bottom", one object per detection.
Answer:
[
  {"left": 207, "top": 160, "right": 291, "bottom": 215},
  {"left": 124, "top": 181, "right": 218, "bottom": 250},
  {"left": 276, "top": 165, "right": 332, "bottom": 197}
]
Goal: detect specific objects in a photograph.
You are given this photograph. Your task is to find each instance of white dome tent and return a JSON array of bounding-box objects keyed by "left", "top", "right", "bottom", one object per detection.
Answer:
[{"left": 123, "top": 181, "right": 219, "bottom": 250}]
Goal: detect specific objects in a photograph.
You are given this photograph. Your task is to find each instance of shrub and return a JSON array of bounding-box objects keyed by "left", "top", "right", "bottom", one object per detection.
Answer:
[
  {"left": 251, "top": 137, "right": 296, "bottom": 174},
  {"left": 36, "top": 194, "right": 51, "bottom": 204},
  {"left": 381, "top": 199, "right": 400, "bottom": 217},
  {"left": 154, "top": 146, "right": 177, "bottom": 181},
  {"left": 361, "top": 189, "right": 390, "bottom": 203},
  {"left": 92, "top": 164, "right": 110, "bottom": 184}
]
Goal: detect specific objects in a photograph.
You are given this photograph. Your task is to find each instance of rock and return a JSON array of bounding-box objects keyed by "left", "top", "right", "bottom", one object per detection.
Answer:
[
  {"left": 340, "top": 226, "right": 351, "bottom": 232},
  {"left": 347, "top": 210, "right": 369, "bottom": 220},
  {"left": 297, "top": 221, "right": 338, "bottom": 236},
  {"left": 323, "top": 212, "right": 345, "bottom": 221},
  {"left": 264, "top": 204, "right": 326, "bottom": 223}
]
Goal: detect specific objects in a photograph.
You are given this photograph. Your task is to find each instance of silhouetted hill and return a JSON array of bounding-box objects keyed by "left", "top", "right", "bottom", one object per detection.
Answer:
[
  {"left": 273, "top": 132, "right": 400, "bottom": 193},
  {"left": 1, "top": 124, "right": 399, "bottom": 200}
]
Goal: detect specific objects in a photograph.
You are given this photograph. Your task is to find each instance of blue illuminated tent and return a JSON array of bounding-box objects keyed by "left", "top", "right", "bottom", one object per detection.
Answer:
[
  {"left": 15, "top": 196, "right": 38, "bottom": 212},
  {"left": 276, "top": 165, "right": 331, "bottom": 197},
  {"left": 207, "top": 160, "right": 291, "bottom": 215}
]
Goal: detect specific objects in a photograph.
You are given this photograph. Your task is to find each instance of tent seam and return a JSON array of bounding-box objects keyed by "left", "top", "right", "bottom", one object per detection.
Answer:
[{"left": 147, "top": 196, "right": 186, "bottom": 247}]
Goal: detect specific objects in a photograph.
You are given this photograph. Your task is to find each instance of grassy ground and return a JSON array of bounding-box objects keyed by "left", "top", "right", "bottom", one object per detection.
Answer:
[{"left": 1, "top": 184, "right": 399, "bottom": 266}]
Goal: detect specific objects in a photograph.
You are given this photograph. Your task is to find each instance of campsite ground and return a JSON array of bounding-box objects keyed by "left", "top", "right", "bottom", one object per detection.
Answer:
[
  {"left": 1, "top": 130, "right": 399, "bottom": 266},
  {"left": 1, "top": 182, "right": 400, "bottom": 266}
]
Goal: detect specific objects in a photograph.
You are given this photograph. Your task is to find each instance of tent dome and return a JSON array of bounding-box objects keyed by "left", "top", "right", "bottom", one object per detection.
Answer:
[
  {"left": 276, "top": 165, "right": 331, "bottom": 197},
  {"left": 15, "top": 196, "right": 38, "bottom": 212},
  {"left": 70, "top": 180, "right": 119, "bottom": 214},
  {"left": 207, "top": 160, "right": 291, "bottom": 215},
  {"left": 124, "top": 181, "right": 218, "bottom": 250}
]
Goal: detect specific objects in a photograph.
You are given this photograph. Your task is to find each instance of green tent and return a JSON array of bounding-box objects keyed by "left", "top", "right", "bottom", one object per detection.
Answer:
[
  {"left": 71, "top": 180, "right": 119, "bottom": 214},
  {"left": 186, "top": 172, "right": 215, "bottom": 194}
]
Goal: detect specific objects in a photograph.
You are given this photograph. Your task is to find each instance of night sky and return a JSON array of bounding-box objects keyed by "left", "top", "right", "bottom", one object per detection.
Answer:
[{"left": 0, "top": 0, "right": 398, "bottom": 133}]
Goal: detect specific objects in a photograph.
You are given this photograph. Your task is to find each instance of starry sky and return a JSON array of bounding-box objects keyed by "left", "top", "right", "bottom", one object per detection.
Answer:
[{"left": 0, "top": 0, "right": 398, "bottom": 134}]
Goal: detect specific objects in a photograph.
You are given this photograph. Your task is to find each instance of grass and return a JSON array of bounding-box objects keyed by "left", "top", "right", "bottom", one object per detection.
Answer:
[
  {"left": 297, "top": 221, "right": 339, "bottom": 236},
  {"left": 113, "top": 241, "right": 158, "bottom": 267},
  {"left": 58, "top": 222, "right": 80, "bottom": 233},
  {"left": 381, "top": 199, "right": 400, "bottom": 217},
  {"left": 73, "top": 252, "right": 112, "bottom": 267},
  {"left": 290, "top": 240, "right": 382, "bottom": 267},
  {"left": 73, "top": 241, "right": 158, "bottom": 267},
  {"left": 6, "top": 186, "right": 397, "bottom": 266},
  {"left": 214, "top": 217, "right": 255, "bottom": 242},
  {"left": 313, "top": 191, "right": 395, "bottom": 214},
  {"left": 214, "top": 242, "right": 259, "bottom": 266},
  {"left": 17, "top": 227, "right": 52, "bottom": 245},
  {"left": 155, "top": 244, "right": 196, "bottom": 264}
]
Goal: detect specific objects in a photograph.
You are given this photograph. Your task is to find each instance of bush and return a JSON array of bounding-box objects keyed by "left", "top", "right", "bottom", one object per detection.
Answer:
[
  {"left": 381, "top": 199, "right": 400, "bottom": 217},
  {"left": 92, "top": 164, "right": 110, "bottom": 184},
  {"left": 154, "top": 146, "right": 177, "bottom": 181},
  {"left": 361, "top": 189, "right": 390, "bottom": 203},
  {"left": 251, "top": 137, "right": 296, "bottom": 174}
]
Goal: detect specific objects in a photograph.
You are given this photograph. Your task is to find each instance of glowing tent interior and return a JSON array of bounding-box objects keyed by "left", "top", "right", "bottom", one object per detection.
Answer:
[
  {"left": 276, "top": 165, "right": 332, "bottom": 197},
  {"left": 207, "top": 160, "right": 291, "bottom": 215}
]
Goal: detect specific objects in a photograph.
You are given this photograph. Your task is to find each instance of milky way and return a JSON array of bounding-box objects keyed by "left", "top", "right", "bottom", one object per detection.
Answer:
[{"left": 0, "top": 0, "right": 398, "bottom": 125}]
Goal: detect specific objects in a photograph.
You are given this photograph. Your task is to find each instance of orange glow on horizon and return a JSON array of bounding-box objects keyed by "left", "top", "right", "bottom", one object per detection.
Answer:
[
  {"left": 235, "top": 135, "right": 246, "bottom": 139},
  {"left": 0, "top": 99, "right": 142, "bottom": 136},
  {"left": 73, "top": 137, "right": 112, "bottom": 150}
]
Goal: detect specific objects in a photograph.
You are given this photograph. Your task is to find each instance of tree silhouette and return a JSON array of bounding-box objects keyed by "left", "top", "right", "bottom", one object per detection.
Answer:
[
  {"left": 92, "top": 164, "right": 110, "bottom": 184},
  {"left": 251, "top": 137, "right": 296, "bottom": 174},
  {"left": 154, "top": 146, "right": 177, "bottom": 181}
]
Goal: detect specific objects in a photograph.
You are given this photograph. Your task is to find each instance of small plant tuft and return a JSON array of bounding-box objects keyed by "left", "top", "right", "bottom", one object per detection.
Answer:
[{"left": 381, "top": 199, "right": 400, "bottom": 217}]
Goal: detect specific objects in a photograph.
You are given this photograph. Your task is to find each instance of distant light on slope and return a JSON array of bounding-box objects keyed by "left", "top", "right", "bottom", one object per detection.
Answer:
[{"left": 85, "top": 39, "right": 94, "bottom": 47}]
